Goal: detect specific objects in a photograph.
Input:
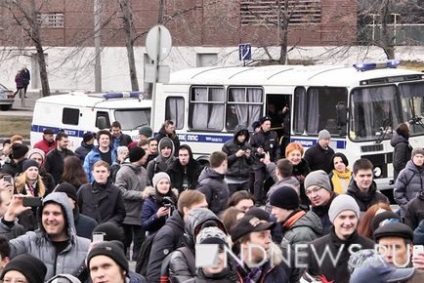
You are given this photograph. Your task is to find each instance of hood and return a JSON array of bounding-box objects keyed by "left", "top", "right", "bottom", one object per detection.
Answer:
[
  {"left": 233, "top": 125, "right": 250, "bottom": 143},
  {"left": 291, "top": 211, "right": 323, "bottom": 235},
  {"left": 198, "top": 166, "right": 224, "bottom": 183},
  {"left": 38, "top": 192, "right": 76, "bottom": 238},
  {"left": 122, "top": 162, "right": 142, "bottom": 172},
  {"left": 185, "top": 208, "right": 226, "bottom": 247},
  {"left": 158, "top": 137, "right": 175, "bottom": 157},
  {"left": 391, "top": 133, "right": 408, "bottom": 147}
]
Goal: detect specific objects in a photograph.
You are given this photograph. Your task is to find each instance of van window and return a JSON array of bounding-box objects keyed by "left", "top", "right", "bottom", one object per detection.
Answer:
[
  {"left": 189, "top": 86, "right": 225, "bottom": 131},
  {"left": 62, "top": 108, "right": 80, "bottom": 125},
  {"left": 227, "top": 87, "right": 263, "bottom": 131},
  {"left": 165, "top": 97, "right": 184, "bottom": 130},
  {"left": 96, "top": 111, "right": 111, "bottom": 129},
  {"left": 114, "top": 109, "right": 151, "bottom": 130}
]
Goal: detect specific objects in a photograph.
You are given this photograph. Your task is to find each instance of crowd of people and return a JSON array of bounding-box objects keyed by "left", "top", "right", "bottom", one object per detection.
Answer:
[{"left": 0, "top": 117, "right": 423, "bottom": 283}]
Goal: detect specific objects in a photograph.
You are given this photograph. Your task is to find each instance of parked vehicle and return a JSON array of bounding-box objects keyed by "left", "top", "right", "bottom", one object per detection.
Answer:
[{"left": 0, "top": 84, "right": 14, "bottom": 111}]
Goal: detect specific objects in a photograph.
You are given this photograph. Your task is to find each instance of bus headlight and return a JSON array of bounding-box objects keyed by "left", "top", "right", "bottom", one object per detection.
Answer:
[{"left": 374, "top": 167, "right": 382, "bottom": 178}]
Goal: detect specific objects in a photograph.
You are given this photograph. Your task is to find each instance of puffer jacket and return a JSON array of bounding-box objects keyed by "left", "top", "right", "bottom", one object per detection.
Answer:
[
  {"left": 222, "top": 125, "right": 253, "bottom": 180},
  {"left": 7, "top": 192, "right": 91, "bottom": 280},
  {"left": 394, "top": 160, "right": 424, "bottom": 218},
  {"left": 281, "top": 210, "right": 323, "bottom": 246},
  {"left": 197, "top": 167, "right": 230, "bottom": 214},
  {"left": 146, "top": 138, "right": 177, "bottom": 182},
  {"left": 115, "top": 163, "right": 149, "bottom": 225},
  {"left": 405, "top": 191, "right": 424, "bottom": 230},
  {"left": 391, "top": 133, "right": 412, "bottom": 180},
  {"left": 169, "top": 208, "right": 227, "bottom": 283},
  {"left": 347, "top": 180, "right": 389, "bottom": 212},
  {"left": 83, "top": 146, "right": 117, "bottom": 183}
]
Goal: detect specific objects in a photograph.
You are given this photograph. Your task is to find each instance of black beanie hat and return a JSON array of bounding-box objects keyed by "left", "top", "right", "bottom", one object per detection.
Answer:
[
  {"left": 129, "top": 147, "right": 146, "bottom": 162},
  {"left": 22, "top": 159, "right": 40, "bottom": 172},
  {"left": 54, "top": 182, "right": 78, "bottom": 202},
  {"left": 1, "top": 254, "right": 47, "bottom": 283},
  {"left": 11, "top": 143, "right": 29, "bottom": 159},
  {"left": 245, "top": 207, "right": 271, "bottom": 222},
  {"left": 87, "top": 240, "right": 129, "bottom": 276},
  {"left": 83, "top": 132, "right": 95, "bottom": 143},
  {"left": 93, "top": 221, "right": 125, "bottom": 243},
  {"left": 159, "top": 137, "right": 173, "bottom": 151},
  {"left": 374, "top": 222, "right": 414, "bottom": 242},
  {"left": 269, "top": 186, "right": 299, "bottom": 210},
  {"left": 371, "top": 211, "right": 401, "bottom": 234}
]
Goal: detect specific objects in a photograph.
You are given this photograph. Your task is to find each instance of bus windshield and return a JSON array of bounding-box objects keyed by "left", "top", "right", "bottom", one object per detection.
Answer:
[
  {"left": 114, "top": 108, "right": 151, "bottom": 130},
  {"left": 350, "top": 85, "right": 401, "bottom": 141},
  {"left": 399, "top": 81, "right": 424, "bottom": 136}
]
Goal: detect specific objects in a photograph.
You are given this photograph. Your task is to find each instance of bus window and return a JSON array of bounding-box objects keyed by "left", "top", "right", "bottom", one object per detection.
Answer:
[
  {"left": 305, "top": 87, "right": 348, "bottom": 136},
  {"left": 189, "top": 86, "right": 225, "bottom": 131},
  {"left": 350, "top": 85, "right": 400, "bottom": 141},
  {"left": 399, "top": 82, "right": 424, "bottom": 136},
  {"left": 293, "top": 87, "right": 306, "bottom": 135},
  {"left": 165, "top": 97, "right": 184, "bottom": 130},
  {"left": 227, "top": 87, "right": 263, "bottom": 132}
]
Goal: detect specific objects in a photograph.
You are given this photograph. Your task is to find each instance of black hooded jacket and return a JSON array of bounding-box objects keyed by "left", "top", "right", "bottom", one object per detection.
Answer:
[{"left": 167, "top": 146, "right": 202, "bottom": 193}]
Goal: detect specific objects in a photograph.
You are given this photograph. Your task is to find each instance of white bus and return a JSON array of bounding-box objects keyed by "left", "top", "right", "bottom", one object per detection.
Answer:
[{"left": 153, "top": 61, "right": 424, "bottom": 192}]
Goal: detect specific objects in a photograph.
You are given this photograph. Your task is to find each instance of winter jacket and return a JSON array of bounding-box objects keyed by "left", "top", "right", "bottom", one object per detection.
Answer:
[
  {"left": 77, "top": 181, "right": 126, "bottom": 225},
  {"left": 33, "top": 139, "right": 56, "bottom": 156},
  {"left": 0, "top": 219, "right": 25, "bottom": 240},
  {"left": 141, "top": 189, "right": 175, "bottom": 235},
  {"left": 391, "top": 133, "right": 412, "bottom": 180},
  {"left": 311, "top": 193, "right": 337, "bottom": 235},
  {"left": 115, "top": 163, "right": 149, "bottom": 225},
  {"left": 40, "top": 168, "right": 55, "bottom": 195},
  {"left": 306, "top": 229, "right": 375, "bottom": 283},
  {"left": 146, "top": 138, "right": 177, "bottom": 182},
  {"left": 347, "top": 180, "right": 389, "bottom": 212},
  {"left": 249, "top": 129, "right": 280, "bottom": 170},
  {"left": 169, "top": 208, "right": 227, "bottom": 283},
  {"left": 292, "top": 159, "right": 311, "bottom": 206},
  {"left": 6, "top": 192, "right": 91, "bottom": 280},
  {"left": 167, "top": 158, "right": 202, "bottom": 193},
  {"left": 413, "top": 219, "right": 424, "bottom": 245},
  {"left": 222, "top": 126, "right": 253, "bottom": 180},
  {"left": 155, "top": 128, "right": 181, "bottom": 157},
  {"left": 146, "top": 211, "right": 186, "bottom": 283},
  {"left": 235, "top": 261, "right": 289, "bottom": 283},
  {"left": 303, "top": 143, "right": 335, "bottom": 174},
  {"left": 74, "top": 141, "right": 94, "bottom": 164},
  {"left": 394, "top": 160, "right": 424, "bottom": 218},
  {"left": 45, "top": 148, "right": 74, "bottom": 185},
  {"left": 83, "top": 146, "right": 117, "bottom": 183},
  {"left": 405, "top": 191, "right": 424, "bottom": 230},
  {"left": 197, "top": 167, "right": 230, "bottom": 215},
  {"left": 73, "top": 209, "right": 98, "bottom": 240},
  {"left": 1, "top": 158, "right": 26, "bottom": 177},
  {"left": 112, "top": 133, "right": 133, "bottom": 151}
]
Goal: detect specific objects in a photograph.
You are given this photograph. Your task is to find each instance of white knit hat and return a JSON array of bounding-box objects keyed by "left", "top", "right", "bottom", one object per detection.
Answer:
[
  {"left": 152, "top": 172, "right": 170, "bottom": 188},
  {"left": 328, "top": 195, "right": 360, "bottom": 223}
]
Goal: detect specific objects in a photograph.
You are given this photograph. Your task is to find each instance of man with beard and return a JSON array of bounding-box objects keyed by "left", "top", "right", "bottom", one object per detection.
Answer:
[
  {"left": 44, "top": 132, "right": 74, "bottom": 184},
  {"left": 33, "top": 128, "right": 56, "bottom": 156}
]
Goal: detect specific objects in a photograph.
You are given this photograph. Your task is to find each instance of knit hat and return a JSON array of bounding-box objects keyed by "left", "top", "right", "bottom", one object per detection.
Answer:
[
  {"left": 11, "top": 143, "right": 29, "bottom": 159},
  {"left": 159, "top": 137, "right": 173, "bottom": 151},
  {"left": 259, "top": 116, "right": 272, "bottom": 125},
  {"left": 129, "top": 146, "right": 145, "bottom": 162},
  {"left": 139, "top": 125, "right": 153, "bottom": 138},
  {"left": 196, "top": 226, "right": 228, "bottom": 246},
  {"left": 1, "top": 254, "right": 47, "bottom": 283},
  {"left": 412, "top": 147, "right": 424, "bottom": 157},
  {"left": 43, "top": 128, "right": 54, "bottom": 135},
  {"left": 46, "top": 274, "right": 81, "bottom": 283},
  {"left": 22, "top": 159, "right": 39, "bottom": 172},
  {"left": 318, "top": 129, "right": 331, "bottom": 140},
  {"left": 331, "top": 152, "right": 349, "bottom": 168},
  {"left": 304, "top": 170, "right": 332, "bottom": 191},
  {"left": 83, "top": 132, "right": 95, "bottom": 143},
  {"left": 152, "top": 172, "right": 171, "bottom": 188},
  {"left": 54, "top": 182, "right": 78, "bottom": 202},
  {"left": 371, "top": 211, "right": 401, "bottom": 234},
  {"left": 328, "top": 195, "right": 360, "bottom": 223},
  {"left": 269, "top": 186, "right": 299, "bottom": 210},
  {"left": 245, "top": 207, "right": 271, "bottom": 222},
  {"left": 92, "top": 221, "right": 125, "bottom": 243},
  {"left": 251, "top": 121, "right": 260, "bottom": 130},
  {"left": 374, "top": 222, "right": 414, "bottom": 242},
  {"left": 28, "top": 148, "right": 45, "bottom": 161},
  {"left": 87, "top": 240, "right": 129, "bottom": 276},
  {"left": 230, "top": 215, "right": 275, "bottom": 242}
]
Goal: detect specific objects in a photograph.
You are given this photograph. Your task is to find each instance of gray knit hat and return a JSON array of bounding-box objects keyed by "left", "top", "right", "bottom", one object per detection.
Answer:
[
  {"left": 152, "top": 172, "right": 171, "bottom": 188},
  {"left": 304, "top": 170, "right": 332, "bottom": 191},
  {"left": 412, "top": 147, "right": 424, "bottom": 157},
  {"left": 328, "top": 194, "right": 360, "bottom": 223},
  {"left": 318, "top": 129, "right": 331, "bottom": 140}
]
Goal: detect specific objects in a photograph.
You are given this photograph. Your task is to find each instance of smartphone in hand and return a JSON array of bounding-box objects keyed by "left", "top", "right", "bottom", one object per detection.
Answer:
[{"left": 22, "top": 197, "right": 42, "bottom": 207}]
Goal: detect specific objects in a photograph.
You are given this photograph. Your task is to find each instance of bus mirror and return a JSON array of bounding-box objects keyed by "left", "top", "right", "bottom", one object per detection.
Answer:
[
  {"left": 336, "top": 102, "right": 347, "bottom": 126},
  {"left": 97, "top": 116, "right": 108, "bottom": 130}
]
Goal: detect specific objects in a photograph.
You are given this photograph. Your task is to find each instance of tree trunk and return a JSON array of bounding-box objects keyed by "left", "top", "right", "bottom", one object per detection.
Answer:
[
  {"left": 279, "top": 29, "right": 288, "bottom": 64},
  {"left": 35, "top": 44, "right": 50, "bottom": 97},
  {"left": 379, "top": 0, "right": 395, "bottom": 59}
]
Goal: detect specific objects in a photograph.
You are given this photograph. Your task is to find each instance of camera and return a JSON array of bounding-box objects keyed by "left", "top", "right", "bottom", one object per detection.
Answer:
[
  {"left": 255, "top": 152, "right": 265, "bottom": 159},
  {"left": 162, "top": 196, "right": 175, "bottom": 208}
]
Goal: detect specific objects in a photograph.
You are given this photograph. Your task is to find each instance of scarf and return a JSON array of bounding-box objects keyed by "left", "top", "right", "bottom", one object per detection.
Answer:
[{"left": 331, "top": 169, "right": 352, "bottom": 194}]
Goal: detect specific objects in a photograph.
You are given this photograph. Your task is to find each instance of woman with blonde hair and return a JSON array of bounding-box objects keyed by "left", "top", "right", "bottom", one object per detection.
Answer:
[{"left": 15, "top": 159, "right": 46, "bottom": 231}]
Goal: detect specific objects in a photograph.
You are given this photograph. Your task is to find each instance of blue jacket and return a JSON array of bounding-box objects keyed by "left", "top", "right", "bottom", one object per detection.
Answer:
[
  {"left": 83, "top": 146, "right": 117, "bottom": 182},
  {"left": 141, "top": 196, "right": 167, "bottom": 234}
]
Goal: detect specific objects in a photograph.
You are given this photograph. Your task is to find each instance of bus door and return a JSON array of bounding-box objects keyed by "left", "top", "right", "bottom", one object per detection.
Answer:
[{"left": 266, "top": 94, "right": 291, "bottom": 157}]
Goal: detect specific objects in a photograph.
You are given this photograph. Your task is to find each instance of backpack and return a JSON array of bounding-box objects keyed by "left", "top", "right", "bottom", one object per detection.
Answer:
[
  {"left": 159, "top": 246, "right": 196, "bottom": 283},
  {"left": 135, "top": 233, "right": 156, "bottom": 276}
]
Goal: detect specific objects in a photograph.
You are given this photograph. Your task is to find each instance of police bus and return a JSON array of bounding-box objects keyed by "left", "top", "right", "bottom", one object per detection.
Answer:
[{"left": 153, "top": 61, "right": 424, "bottom": 191}]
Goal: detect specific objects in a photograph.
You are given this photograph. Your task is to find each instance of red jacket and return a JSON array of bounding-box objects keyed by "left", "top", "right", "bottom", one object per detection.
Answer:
[{"left": 34, "top": 139, "right": 56, "bottom": 155}]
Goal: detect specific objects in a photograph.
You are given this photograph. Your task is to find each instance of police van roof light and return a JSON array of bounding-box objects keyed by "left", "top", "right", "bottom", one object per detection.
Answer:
[
  {"left": 102, "top": 91, "right": 143, "bottom": 100},
  {"left": 353, "top": 60, "right": 400, "bottom": 71}
]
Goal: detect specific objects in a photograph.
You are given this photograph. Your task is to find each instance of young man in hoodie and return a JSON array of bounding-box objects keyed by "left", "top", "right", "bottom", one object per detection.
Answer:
[
  {"left": 347, "top": 158, "right": 389, "bottom": 212},
  {"left": 222, "top": 125, "right": 254, "bottom": 195},
  {"left": 197, "top": 151, "right": 229, "bottom": 215},
  {"left": 115, "top": 147, "right": 149, "bottom": 260},
  {"left": 1, "top": 192, "right": 91, "bottom": 280},
  {"left": 146, "top": 137, "right": 177, "bottom": 183}
]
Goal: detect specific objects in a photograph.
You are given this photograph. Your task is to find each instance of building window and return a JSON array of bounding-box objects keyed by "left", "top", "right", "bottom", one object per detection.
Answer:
[
  {"left": 196, "top": 53, "right": 218, "bottom": 67},
  {"left": 240, "top": 0, "right": 321, "bottom": 26},
  {"left": 37, "top": 13, "right": 64, "bottom": 28},
  {"left": 62, "top": 108, "right": 79, "bottom": 125}
]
